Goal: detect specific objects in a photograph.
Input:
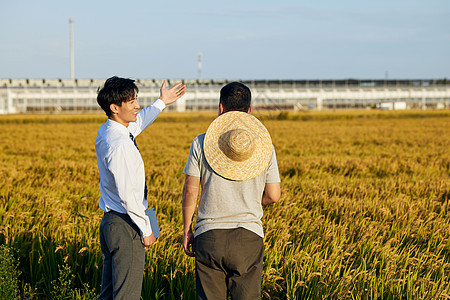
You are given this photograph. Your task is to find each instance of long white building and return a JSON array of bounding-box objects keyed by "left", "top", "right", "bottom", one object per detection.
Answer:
[{"left": 0, "top": 78, "right": 449, "bottom": 114}]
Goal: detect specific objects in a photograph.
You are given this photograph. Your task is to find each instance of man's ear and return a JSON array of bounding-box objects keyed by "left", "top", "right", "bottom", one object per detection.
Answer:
[
  {"left": 248, "top": 106, "right": 252, "bottom": 114},
  {"left": 219, "top": 103, "right": 225, "bottom": 115},
  {"left": 110, "top": 103, "right": 119, "bottom": 114}
]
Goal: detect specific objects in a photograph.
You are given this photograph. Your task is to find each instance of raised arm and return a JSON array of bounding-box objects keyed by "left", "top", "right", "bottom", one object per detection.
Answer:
[
  {"left": 182, "top": 175, "right": 200, "bottom": 257},
  {"left": 261, "top": 182, "right": 281, "bottom": 205},
  {"left": 159, "top": 80, "right": 186, "bottom": 105}
]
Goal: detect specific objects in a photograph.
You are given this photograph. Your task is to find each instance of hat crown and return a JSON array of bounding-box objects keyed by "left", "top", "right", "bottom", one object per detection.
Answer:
[
  {"left": 204, "top": 111, "right": 272, "bottom": 181},
  {"left": 219, "top": 129, "right": 255, "bottom": 162}
]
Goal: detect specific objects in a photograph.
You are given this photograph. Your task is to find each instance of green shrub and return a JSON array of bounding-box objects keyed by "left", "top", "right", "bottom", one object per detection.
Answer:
[
  {"left": 50, "top": 263, "right": 96, "bottom": 300},
  {"left": 0, "top": 244, "right": 21, "bottom": 300}
]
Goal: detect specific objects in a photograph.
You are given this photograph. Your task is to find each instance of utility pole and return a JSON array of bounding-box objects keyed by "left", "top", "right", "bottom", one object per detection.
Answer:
[
  {"left": 198, "top": 53, "right": 202, "bottom": 80},
  {"left": 69, "top": 18, "right": 75, "bottom": 80}
]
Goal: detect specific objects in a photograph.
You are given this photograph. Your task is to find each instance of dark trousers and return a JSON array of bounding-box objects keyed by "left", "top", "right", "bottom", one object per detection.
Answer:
[
  {"left": 98, "top": 211, "right": 145, "bottom": 300},
  {"left": 194, "top": 228, "right": 264, "bottom": 300}
]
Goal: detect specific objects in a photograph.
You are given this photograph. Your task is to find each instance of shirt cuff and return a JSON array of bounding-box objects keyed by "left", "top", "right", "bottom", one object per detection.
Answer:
[{"left": 153, "top": 99, "right": 166, "bottom": 111}]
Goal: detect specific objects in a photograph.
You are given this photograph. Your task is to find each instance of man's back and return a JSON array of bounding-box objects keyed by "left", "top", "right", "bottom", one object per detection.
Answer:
[
  {"left": 181, "top": 82, "right": 280, "bottom": 299},
  {"left": 183, "top": 133, "right": 280, "bottom": 238}
]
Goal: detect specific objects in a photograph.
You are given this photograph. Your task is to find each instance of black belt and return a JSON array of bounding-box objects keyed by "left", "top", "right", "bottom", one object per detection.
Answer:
[
  {"left": 106, "top": 210, "right": 127, "bottom": 216},
  {"left": 104, "top": 210, "right": 140, "bottom": 234}
]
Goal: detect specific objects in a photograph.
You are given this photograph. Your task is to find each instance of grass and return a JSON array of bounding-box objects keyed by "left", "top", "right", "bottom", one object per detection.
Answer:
[{"left": 0, "top": 109, "right": 449, "bottom": 299}]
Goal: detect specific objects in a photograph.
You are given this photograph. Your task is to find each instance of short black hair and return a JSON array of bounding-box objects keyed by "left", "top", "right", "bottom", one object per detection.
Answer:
[
  {"left": 219, "top": 82, "right": 251, "bottom": 113},
  {"left": 97, "top": 76, "right": 139, "bottom": 117}
]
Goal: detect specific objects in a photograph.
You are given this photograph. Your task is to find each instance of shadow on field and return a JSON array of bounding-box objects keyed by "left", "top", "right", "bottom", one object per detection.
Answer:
[
  {"left": 1, "top": 230, "right": 198, "bottom": 299},
  {"left": 0, "top": 231, "right": 101, "bottom": 299}
]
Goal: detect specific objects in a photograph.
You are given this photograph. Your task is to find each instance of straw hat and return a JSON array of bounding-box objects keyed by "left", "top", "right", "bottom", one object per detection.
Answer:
[{"left": 204, "top": 111, "right": 273, "bottom": 181}]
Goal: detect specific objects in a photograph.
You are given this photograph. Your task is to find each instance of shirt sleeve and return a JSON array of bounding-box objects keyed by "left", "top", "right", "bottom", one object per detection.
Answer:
[
  {"left": 265, "top": 146, "right": 281, "bottom": 183},
  {"left": 183, "top": 137, "right": 201, "bottom": 177},
  {"left": 129, "top": 99, "right": 166, "bottom": 137},
  {"left": 106, "top": 143, "right": 152, "bottom": 237}
]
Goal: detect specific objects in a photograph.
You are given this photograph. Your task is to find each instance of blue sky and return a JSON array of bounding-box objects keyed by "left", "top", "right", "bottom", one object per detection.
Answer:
[{"left": 1, "top": 0, "right": 449, "bottom": 80}]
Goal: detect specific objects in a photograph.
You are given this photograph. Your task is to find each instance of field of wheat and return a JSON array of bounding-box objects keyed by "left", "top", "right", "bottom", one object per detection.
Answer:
[{"left": 0, "top": 110, "right": 449, "bottom": 299}]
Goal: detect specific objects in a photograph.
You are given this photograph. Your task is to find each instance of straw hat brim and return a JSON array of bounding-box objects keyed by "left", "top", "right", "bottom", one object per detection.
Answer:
[{"left": 204, "top": 111, "right": 272, "bottom": 181}]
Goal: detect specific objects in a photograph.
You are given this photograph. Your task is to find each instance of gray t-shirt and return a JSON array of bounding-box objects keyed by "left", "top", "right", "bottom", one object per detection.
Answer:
[{"left": 183, "top": 133, "right": 281, "bottom": 238}]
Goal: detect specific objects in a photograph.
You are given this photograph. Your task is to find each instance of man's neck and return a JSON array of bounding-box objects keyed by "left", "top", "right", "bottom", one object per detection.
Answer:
[{"left": 109, "top": 116, "right": 129, "bottom": 127}]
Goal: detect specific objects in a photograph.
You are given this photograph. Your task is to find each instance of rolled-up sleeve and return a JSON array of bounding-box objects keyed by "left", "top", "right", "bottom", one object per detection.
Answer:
[
  {"left": 183, "top": 138, "right": 201, "bottom": 177},
  {"left": 265, "top": 147, "right": 281, "bottom": 183}
]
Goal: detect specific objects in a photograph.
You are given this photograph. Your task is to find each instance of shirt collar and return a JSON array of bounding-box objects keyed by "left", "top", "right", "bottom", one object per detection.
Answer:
[{"left": 106, "top": 118, "right": 131, "bottom": 136}]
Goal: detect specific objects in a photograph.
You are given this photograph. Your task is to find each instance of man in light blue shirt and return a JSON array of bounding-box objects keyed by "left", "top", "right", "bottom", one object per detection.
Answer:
[{"left": 95, "top": 76, "right": 185, "bottom": 299}]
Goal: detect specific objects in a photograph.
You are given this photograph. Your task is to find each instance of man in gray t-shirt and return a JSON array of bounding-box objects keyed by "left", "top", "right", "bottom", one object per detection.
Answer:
[{"left": 182, "top": 82, "right": 281, "bottom": 299}]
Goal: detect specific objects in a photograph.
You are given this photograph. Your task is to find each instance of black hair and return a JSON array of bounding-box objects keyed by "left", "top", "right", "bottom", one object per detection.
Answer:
[
  {"left": 97, "top": 76, "right": 139, "bottom": 117},
  {"left": 219, "top": 82, "right": 251, "bottom": 113}
]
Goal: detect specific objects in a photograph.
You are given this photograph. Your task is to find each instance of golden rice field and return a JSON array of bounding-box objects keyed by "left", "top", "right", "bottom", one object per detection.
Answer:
[{"left": 0, "top": 110, "right": 449, "bottom": 299}]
